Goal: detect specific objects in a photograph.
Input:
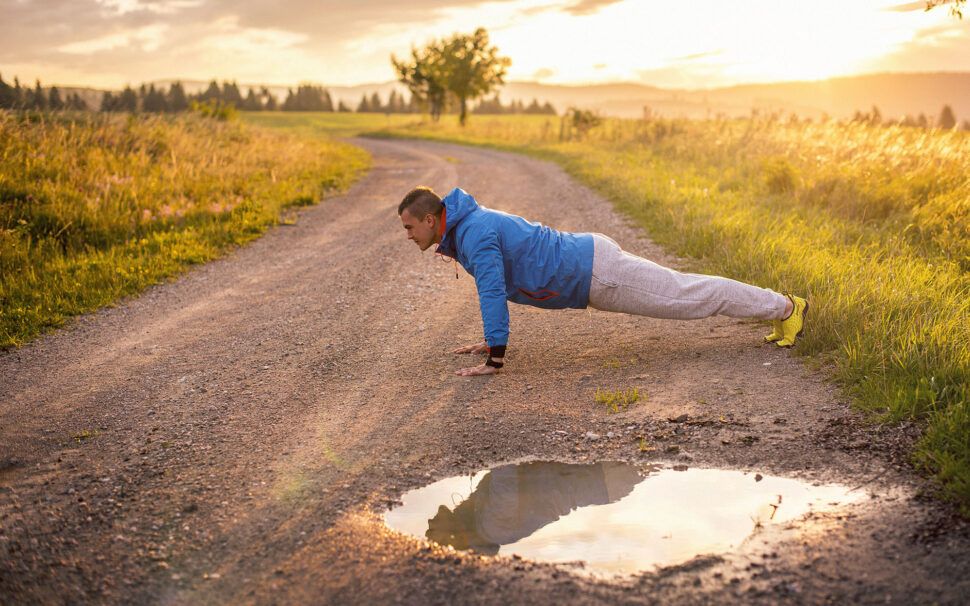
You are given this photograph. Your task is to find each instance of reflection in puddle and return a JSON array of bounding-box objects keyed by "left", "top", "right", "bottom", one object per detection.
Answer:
[{"left": 384, "top": 461, "right": 860, "bottom": 575}]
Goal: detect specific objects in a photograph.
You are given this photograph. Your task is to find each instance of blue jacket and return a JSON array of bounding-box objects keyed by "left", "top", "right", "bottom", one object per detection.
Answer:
[{"left": 435, "top": 188, "right": 594, "bottom": 350}]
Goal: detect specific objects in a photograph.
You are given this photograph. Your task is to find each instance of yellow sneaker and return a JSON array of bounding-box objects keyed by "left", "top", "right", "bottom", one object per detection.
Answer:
[
  {"left": 776, "top": 294, "right": 808, "bottom": 348},
  {"left": 764, "top": 319, "right": 784, "bottom": 343}
]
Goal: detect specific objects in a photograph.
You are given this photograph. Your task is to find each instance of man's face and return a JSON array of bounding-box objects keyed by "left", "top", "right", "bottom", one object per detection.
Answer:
[{"left": 400, "top": 208, "right": 438, "bottom": 251}]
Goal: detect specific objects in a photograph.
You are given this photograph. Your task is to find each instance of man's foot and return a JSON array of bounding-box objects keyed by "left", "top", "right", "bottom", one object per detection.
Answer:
[
  {"left": 764, "top": 319, "right": 784, "bottom": 343},
  {"left": 776, "top": 294, "right": 808, "bottom": 348}
]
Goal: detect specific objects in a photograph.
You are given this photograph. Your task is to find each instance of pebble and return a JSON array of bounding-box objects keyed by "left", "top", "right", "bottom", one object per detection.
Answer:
[{"left": 584, "top": 432, "right": 600, "bottom": 441}]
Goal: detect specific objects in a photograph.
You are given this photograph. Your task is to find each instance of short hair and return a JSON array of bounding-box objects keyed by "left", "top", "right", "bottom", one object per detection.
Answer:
[{"left": 398, "top": 186, "right": 443, "bottom": 218}]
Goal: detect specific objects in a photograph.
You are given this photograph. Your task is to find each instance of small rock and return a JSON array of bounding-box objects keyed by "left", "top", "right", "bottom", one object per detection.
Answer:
[
  {"left": 606, "top": 432, "right": 615, "bottom": 438},
  {"left": 754, "top": 473, "right": 763, "bottom": 482},
  {"left": 584, "top": 432, "right": 600, "bottom": 441},
  {"left": 668, "top": 414, "right": 689, "bottom": 424}
]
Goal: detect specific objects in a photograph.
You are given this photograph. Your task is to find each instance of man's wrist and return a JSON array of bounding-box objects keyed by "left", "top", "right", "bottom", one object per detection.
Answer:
[{"left": 485, "top": 344, "right": 506, "bottom": 368}]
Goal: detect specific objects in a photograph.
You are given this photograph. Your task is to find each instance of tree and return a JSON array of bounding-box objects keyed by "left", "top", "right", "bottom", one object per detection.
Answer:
[
  {"left": 66, "top": 92, "right": 88, "bottom": 111},
  {"left": 0, "top": 73, "right": 15, "bottom": 108},
  {"left": 28, "top": 80, "right": 48, "bottom": 110},
  {"left": 926, "top": 0, "right": 965, "bottom": 18},
  {"left": 118, "top": 86, "right": 138, "bottom": 112},
  {"left": 938, "top": 104, "right": 957, "bottom": 129},
  {"left": 357, "top": 93, "right": 371, "bottom": 113},
  {"left": 392, "top": 42, "right": 448, "bottom": 121},
  {"left": 200, "top": 80, "right": 221, "bottom": 103},
  {"left": 100, "top": 91, "right": 116, "bottom": 112},
  {"left": 261, "top": 87, "right": 278, "bottom": 111},
  {"left": 168, "top": 82, "right": 189, "bottom": 112},
  {"left": 242, "top": 89, "right": 262, "bottom": 111},
  {"left": 222, "top": 81, "right": 243, "bottom": 107},
  {"left": 142, "top": 84, "right": 168, "bottom": 112},
  {"left": 337, "top": 100, "right": 351, "bottom": 112},
  {"left": 48, "top": 86, "right": 64, "bottom": 110},
  {"left": 439, "top": 28, "right": 510, "bottom": 126}
]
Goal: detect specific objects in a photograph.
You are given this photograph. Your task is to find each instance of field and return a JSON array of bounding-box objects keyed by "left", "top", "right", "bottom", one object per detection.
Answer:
[
  {"left": 246, "top": 111, "right": 969, "bottom": 510},
  {"left": 4, "top": 108, "right": 968, "bottom": 510},
  {"left": 0, "top": 110, "right": 369, "bottom": 348}
]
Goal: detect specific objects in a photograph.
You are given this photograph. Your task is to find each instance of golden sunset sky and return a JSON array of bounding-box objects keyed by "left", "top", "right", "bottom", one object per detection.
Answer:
[{"left": 2, "top": 0, "right": 968, "bottom": 90}]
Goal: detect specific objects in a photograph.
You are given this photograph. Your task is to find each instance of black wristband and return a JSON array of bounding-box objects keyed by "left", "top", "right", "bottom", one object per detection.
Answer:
[{"left": 487, "top": 344, "right": 507, "bottom": 358}]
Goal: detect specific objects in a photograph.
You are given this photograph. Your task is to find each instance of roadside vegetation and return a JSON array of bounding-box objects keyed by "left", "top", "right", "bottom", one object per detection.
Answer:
[
  {"left": 0, "top": 110, "right": 368, "bottom": 347},
  {"left": 245, "top": 111, "right": 968, "bottom": 511}
]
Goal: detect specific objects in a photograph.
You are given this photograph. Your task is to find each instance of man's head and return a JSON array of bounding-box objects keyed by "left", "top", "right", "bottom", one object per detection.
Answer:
[{"left": 398, "top": 186, "right": 444, "bottom": 251}]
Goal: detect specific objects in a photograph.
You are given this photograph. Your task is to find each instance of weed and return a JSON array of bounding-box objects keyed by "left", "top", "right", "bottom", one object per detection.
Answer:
[
  {"left": 595, "top": 387, "right": 641, "bottom": 414},
  {"left": 72, "top": 429, "right": 98, "bottom": 443}
]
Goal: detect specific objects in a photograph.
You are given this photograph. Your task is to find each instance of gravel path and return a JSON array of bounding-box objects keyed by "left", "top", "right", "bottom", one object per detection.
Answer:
[{"left": 1, "top": 137, "right": 967, "bottom": 605}]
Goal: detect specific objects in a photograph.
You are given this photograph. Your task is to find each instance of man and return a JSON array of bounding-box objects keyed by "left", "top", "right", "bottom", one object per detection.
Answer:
[{"left": 398, "top": 186, "right": 807, "bottom": 376}]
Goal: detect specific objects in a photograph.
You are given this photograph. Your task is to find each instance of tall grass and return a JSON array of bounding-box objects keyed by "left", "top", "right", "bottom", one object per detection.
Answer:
[
  {"left": 0, "top": 110, "right": 369, "bottom": 347},
  {"left": 348, "top": 113, "right": 967, "bottom": 511}
]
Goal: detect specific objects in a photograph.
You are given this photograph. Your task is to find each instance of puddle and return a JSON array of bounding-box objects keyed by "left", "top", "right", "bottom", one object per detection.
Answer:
[{"left": 384, "top": 461, "right": 862, "bottom": 575}]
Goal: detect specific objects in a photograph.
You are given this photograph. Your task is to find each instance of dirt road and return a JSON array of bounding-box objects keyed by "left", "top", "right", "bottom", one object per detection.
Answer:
[{"left": 1, "top": 138, "right": 968, "bottom": 605}]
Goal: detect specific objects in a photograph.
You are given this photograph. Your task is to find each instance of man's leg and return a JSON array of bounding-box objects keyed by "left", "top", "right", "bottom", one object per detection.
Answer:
[{"left": 587, "top": 234, "right": 803, "bottom": 341}]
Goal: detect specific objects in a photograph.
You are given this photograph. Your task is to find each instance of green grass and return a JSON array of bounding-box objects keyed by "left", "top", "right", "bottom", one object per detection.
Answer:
[
  {"left": 0, "top": 110, "right": 369, "bottom": 347},
  {"left": 204, "top": 112, "right": 970, "bottom": 513},
  {"left": 595, "top": 387, "right": 641, "bottom": 414}
]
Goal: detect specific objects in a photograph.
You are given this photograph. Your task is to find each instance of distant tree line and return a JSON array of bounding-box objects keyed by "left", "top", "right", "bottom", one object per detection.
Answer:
[
  {"left": 0, "top": 74, "right": 89, "bottom": 110},
  {"left": 852, "top": 104, "right": 969, "bottom": 131},
  {"left": 473, "top": 95, "right": 556, "bottom": 115}
]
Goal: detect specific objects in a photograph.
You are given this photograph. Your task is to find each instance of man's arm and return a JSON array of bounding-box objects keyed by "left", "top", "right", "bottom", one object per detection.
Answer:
[{"left": 459, "top": 226, "right": 509, "bottom": 375}]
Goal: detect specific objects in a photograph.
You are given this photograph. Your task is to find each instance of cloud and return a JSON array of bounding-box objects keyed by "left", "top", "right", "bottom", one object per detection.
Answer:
[
  {"left": 57, "top": 24, "right": 170, "bottom": 54},
  {"left": 533, "top": 67, "right": 555, "bottom": 80},
  {"left": 96, "top": 0, "right": 203, "bottom": 15},
  {"left": 563, "top": 0, "right": 624, "bottom": 15},
  {"left": 885, "top": 1, "right": 929, "bottom": 11},
  {"left": 670, "top": 50, "right": 724, "bottom": 63}
]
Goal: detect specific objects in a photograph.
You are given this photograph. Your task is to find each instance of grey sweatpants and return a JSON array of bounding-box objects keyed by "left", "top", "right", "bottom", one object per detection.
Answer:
[{"left": 588, "top": 234, "right": 788, "bottom": 321}]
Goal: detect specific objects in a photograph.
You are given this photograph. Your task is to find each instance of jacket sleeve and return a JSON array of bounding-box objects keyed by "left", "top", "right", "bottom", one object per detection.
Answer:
[{"left": 462, "top": 225, "right": 509, "bottom": 353}]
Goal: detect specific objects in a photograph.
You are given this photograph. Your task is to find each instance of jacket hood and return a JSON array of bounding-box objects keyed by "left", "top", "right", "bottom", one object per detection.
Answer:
[{"left": 436, "top": 187, "right": 479, "bottom": 259}]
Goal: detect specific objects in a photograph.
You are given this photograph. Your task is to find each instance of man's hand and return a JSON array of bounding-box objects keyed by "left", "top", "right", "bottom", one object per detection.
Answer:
[
  {"left": 452, "top": 340, "right": 489, "bottom": 355},
  {"left": 455, "top": 363, "right": 499, "bottom": 377}
]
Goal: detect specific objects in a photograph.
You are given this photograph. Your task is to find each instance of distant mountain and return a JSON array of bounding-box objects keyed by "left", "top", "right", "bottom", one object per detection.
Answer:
[{"left": 35, "top": 72, "right": 970, "bottom": 124}]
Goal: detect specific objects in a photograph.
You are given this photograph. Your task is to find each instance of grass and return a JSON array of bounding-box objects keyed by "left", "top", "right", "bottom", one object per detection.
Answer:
[
  {"left": 337, "top": 113, "right": 968, "bottom": 512},
  {"left": 595, "top": 387, "right": 641, "bottom": 414},
  {"left": 0, "top": 110, "right": 369, "bottom": 347}
]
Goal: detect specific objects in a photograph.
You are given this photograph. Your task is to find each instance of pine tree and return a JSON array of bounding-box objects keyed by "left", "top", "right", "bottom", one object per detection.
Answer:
[
  {"left": 168, "top": 82, "right": 189, "bottom": 112},
  {"left": 357, "top": 94, "right": 371, "bottom": 113},
  {"left": 66, "top": 92, "right": 88, "bottom": 111},
  {"left": 337, "top": 100, "right": 351, "bottom": 112},
  {"left": 0, "top": 73, "right": 13, "bottom": 109},
  {"left": 222, "top": 81, "right": 243, "bottom": 107},
  {"left": 201, "top": 80, "right": 221, "bottom": 103},
  {"left": 370, "top": 92, "right": 383, "bottom": 113},
  {"left": 11, "top": 77, "right": 25, "bottom": 109},
  {"left": 101, "top": 91, "right": 116, "bottom": 112},
  {"left": 262, "top": 87, "right": 278, "bottom": 111},
  {"left": 938, "top": 104, "right": 957, "bottom": 129},
  {"left": 29, "top": 80, "right": 48, "bottom": 110},
  {"left": 143, "top": 84, "right": 168, "bottom": 112},
  {"left": 47, "top": 86, "right": 64, "bottom": 110},
  {"left": 242, "top": 89, "right": 262, "bottom": 111},
  {"left": 119, "top": 86, "right": 138, "bottom": 112}
]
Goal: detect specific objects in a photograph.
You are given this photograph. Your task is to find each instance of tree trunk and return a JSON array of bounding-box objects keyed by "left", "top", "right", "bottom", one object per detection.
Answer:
[{"left": 459, "top": 96, "right": 467, "bottom": 126}]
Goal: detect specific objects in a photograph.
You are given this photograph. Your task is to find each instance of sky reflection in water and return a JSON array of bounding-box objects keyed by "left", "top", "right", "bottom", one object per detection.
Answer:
[{"left": 384, "top": 461, "right": 860, "bottom": 575}]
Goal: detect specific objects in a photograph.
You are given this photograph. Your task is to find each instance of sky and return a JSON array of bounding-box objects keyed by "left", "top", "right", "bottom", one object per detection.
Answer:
[{"left": 2, "top": 0, "right": 969, "bottom": 90}]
